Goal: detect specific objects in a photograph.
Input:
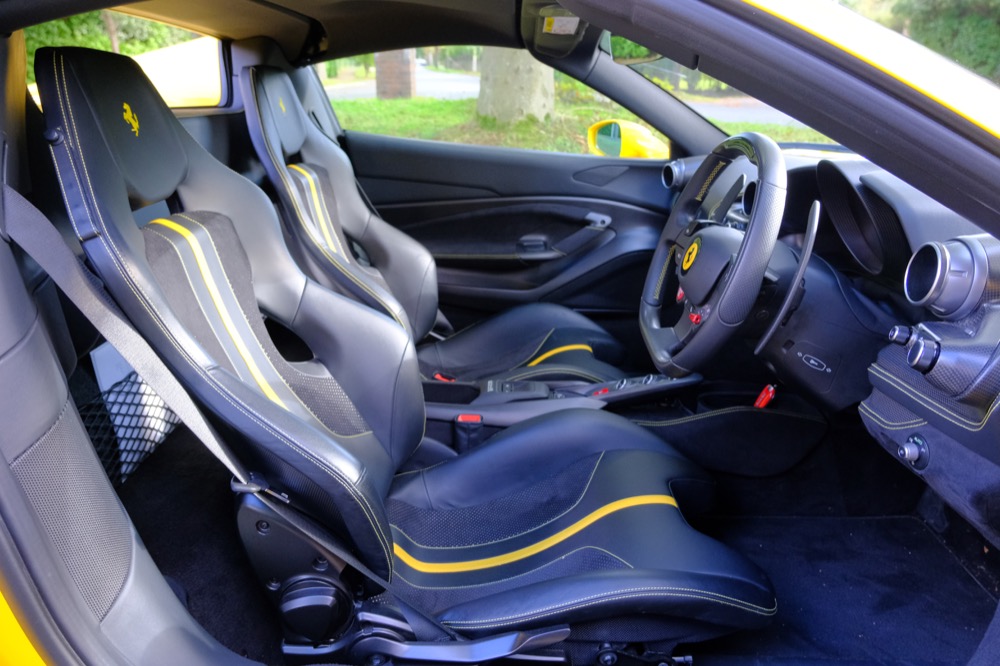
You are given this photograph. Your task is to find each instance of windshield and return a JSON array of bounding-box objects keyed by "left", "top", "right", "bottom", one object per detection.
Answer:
[
  {"left": 628, "top": 58, "right": 836, "bottom": 147},
  {"left": 619, "top": 1, "right": 1000, "bottom": 147},
  {"left": 747, "top": 0, "right": 1000, "bottom": 139}
]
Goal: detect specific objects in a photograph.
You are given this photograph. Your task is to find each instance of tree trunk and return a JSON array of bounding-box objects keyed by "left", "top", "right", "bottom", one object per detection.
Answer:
[
  {"left": 374, "top": 49, "right": 416, "bottom": 99},
  {"left": 101, "top": 11, "right": 120, "bottom": 54},
  {"left": 477, "top": 47, "right": 553, "bottom": 123}
]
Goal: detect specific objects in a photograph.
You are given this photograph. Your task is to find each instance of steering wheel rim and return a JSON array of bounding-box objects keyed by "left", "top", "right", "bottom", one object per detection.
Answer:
[{"left": 641, "top": 133, "right": 787, "bottom": 377}]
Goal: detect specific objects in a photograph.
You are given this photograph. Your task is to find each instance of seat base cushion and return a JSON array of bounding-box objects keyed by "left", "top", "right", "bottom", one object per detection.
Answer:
[
  {"left": 387, "top": 410, "right": 776, "bottom": 643},
  {"left": 417, "top": 303, "right": 627, "bottom": 383}
]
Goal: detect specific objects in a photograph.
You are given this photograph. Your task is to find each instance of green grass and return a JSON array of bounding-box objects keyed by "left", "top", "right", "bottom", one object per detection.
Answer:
[
  {"left": 333, "top": 97, "right": 832, "bottom": 155},
  {"left": 712, "top": 121, "right": 834, "bottom": 145}
]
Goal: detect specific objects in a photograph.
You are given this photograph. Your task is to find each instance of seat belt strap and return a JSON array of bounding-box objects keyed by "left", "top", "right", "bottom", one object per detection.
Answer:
[
  {"left": 4, "top": 185, "right": 249, "bottom": 485},
  {"left": 3, "top": 184, "right": 457, "bottom": 641}
]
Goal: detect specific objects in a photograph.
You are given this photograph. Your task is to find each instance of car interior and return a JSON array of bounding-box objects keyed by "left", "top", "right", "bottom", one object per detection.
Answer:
[{"left": 1, "top": 1, "right": 999, "bottom": 665}]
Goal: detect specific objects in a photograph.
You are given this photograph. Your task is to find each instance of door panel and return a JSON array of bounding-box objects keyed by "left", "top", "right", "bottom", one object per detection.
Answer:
[
  {"left": 343, "top": 131, "right": 673, "bottom": 341},
  {"left": 346, "top": 131, "right": 672, "bottom": 208}
]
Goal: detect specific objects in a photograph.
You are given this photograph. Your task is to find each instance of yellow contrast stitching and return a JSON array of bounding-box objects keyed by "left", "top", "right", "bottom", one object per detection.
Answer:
[
  {"left": 654, "top": 245, "right": 676, "bottom": 301},
  {"left": 858, "top": 401, "right": 927, "bottom": 430},
  {"left": 869, "top": 364, "right": 996, "bottom": 431}
]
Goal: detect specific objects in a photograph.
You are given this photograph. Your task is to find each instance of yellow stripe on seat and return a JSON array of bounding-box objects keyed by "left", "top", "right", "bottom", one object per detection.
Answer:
[
  {"left": 287, "top": 163, "right": 343, "bottom": 255},
  {"left": 149, "top": 218, "right": 287, "bottom": 408},
  {"left": 527, "top": 343, "right": 593, "bottom": 367},
  {"left": 393, "top": 494, "right": 677, "bottom": 574}
]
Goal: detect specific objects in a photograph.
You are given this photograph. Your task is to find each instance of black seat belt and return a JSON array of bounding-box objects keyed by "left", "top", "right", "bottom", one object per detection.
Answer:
[{"left": 1, "top": 184, "right": 459, "bottom": 642}]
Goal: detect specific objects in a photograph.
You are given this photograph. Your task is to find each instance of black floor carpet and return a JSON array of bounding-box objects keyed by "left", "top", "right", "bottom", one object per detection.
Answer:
[
  {"left": 686, "top": 516, "right": 998, "bottom": 665},
  {"left": 116, "top": 426, "right": 286, "bottom": 665}
]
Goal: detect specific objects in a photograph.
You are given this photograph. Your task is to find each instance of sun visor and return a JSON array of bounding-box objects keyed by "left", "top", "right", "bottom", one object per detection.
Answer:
[{"left": 35, "top": 47, "right": 188, "bottom": 209}]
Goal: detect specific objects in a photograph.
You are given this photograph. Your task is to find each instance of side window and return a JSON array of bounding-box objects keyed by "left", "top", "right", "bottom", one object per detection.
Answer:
[
  {"left": 25, "top": 11, "right": 223, "bottom": 108},
  {"left": 324, "top": 46, "right": 670, "bottom": 158}
]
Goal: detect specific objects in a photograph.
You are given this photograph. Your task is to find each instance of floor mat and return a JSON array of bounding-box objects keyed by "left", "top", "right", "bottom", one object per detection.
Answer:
[
  {"left": 116, "top": 426, "right": 286, "bottom": 664},
  {"left": 686, "top": 516, "right": 997, "bottom": 665}
]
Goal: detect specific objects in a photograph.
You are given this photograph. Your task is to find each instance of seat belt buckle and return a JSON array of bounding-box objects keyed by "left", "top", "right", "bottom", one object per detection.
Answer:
[
  {"left": 454, "top": 413, "right": 483, "bottom": 452},
  {"left": 433, "top": 372, "right": 457, "bottom": 382},
  {"left": 754, "top": 384, "right": 777, "bottom": 409}
]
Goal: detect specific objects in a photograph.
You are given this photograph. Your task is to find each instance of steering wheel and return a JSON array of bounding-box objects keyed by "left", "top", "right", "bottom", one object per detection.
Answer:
[{"left": 641, "top": 133, "right": 786, "bottom": 377}]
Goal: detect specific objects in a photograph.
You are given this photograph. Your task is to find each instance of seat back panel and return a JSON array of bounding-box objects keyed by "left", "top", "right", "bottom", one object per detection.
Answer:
[{"left": 244, "top": 66, "right": 439, "bottom": 340}]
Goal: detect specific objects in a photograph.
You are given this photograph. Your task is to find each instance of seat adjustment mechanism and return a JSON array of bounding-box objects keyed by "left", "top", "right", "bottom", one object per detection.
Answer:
[{"left": 351, "top": 625, "right": 571, "bottom": 664}]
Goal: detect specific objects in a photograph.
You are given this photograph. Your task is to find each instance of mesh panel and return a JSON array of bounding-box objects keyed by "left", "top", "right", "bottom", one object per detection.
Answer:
[
  {"left": 76, "top": 371, "right": 179, "bottom": 485},
  {"left": 11, "top": 400, "right": 133, "bottom": 620},
  {"left": 388, "top": 453, "right": 600, "bottom": 548}
]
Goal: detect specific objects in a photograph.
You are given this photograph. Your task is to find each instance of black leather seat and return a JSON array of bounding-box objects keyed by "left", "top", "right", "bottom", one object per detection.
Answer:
[
  {"left": 241, "top": 66, "right": 627, "bottom": 383},
  {"left": 34, "top": 47, "right": 774, "bottom": 660}
]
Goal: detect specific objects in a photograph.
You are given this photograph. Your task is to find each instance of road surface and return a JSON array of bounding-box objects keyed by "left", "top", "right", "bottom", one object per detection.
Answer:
[{"left": 326, "top": 64, "right": 479, "bottom": 100}]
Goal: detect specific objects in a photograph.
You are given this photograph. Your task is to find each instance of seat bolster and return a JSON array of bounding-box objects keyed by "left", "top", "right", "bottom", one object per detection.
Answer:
[
  {"left": 359, "top": 214, "right": 439, "bottom": 340},
  {"left": 292, "top": 280, "right": 425, "bottom": 469},
  {"left": 389, "top": 409, "right": 701, "bottom": 510},
  {"left": 436, "top": 568, "right": 777, "bottom": 637}
]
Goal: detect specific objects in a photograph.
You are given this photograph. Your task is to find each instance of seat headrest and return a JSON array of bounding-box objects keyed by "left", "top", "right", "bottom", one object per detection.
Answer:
[
  {"left": 254, "top": 67, "right": 308, "bottom": 158},
  {"left": 34, "top": 47, "right": 188, "bottom": 208}
]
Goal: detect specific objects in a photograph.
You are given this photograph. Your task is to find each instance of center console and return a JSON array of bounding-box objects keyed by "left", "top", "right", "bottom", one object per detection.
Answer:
[
  {"left": 421, "top": 372, "right": 828, "bottom": 479},
  {"left": 422, "top": 373, "right": 701, "bottom": 433}
]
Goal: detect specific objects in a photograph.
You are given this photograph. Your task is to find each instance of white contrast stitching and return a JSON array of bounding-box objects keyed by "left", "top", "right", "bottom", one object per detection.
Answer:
[
  {"left": 443, "top": 586, "right": 777, "bottom": 629},
  {"left": 391, "top": 453, "right": 606, "bottom": 550}
]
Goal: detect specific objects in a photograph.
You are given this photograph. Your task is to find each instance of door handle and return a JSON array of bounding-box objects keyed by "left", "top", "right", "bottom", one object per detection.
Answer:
[{"left": 517, "top": 213, "right": 613, "bottom": 261}]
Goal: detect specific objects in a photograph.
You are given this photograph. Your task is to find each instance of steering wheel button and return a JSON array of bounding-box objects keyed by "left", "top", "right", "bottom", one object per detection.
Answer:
[
  {"left": 688, "top": 312, "right": 703, "bottom": 325},
  {"left": 676, "top": 287, "right": 685, "bottom": 303},
  {"left": 593, "top": 387, "right": 610, "bottom": 396}
]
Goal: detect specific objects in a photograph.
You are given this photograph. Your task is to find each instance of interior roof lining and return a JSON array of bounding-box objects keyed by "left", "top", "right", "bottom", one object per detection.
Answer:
[
  {"left": 1, "top": 0, "right": 528, "bottom": 65},
  {"left": 123, "top": 0, "right": 523, "bottom": 64}
]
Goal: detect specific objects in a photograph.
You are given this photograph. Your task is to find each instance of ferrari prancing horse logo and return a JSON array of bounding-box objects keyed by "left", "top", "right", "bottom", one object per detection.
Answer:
[
  {"left": 123, "top": 102, "right": 139, "bottom": 137},
  {"left": 681, "top": 237, "right": 701, "bottom": 273}
]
